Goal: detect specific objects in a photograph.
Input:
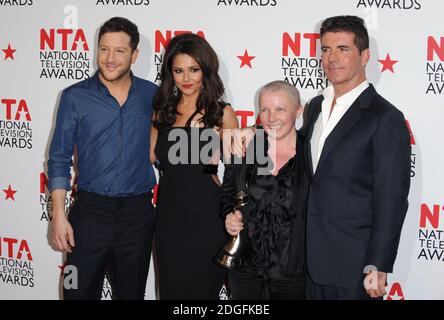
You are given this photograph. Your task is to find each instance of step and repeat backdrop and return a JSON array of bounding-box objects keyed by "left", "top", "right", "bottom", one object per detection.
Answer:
[{"left": 0, "top": 0, "right": 443, "bottom": 300}]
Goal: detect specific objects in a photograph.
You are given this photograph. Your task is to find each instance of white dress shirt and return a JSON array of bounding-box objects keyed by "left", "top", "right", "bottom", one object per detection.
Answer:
[{"left": 310, "top": 81, "right": 369, "bottom": 172}]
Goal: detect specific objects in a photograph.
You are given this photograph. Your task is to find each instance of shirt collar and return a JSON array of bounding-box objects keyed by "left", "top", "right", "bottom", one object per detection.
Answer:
[
  {"left": 322, "top": 80, "right": 369, "bottom": 106},
  {"left": 93, "top": 70, "right": 136, "bottom": 96}
]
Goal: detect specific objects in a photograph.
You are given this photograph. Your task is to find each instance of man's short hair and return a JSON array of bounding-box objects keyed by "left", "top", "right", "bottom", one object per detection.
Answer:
[
  {"left": 320, "top": 15, "right": 369, "bottom": 53},
  {"left": 98, "top": 17, "right": 139, "bottom": 52}
]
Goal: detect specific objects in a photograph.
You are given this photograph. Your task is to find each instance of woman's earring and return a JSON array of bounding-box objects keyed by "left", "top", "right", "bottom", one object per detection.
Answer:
[{"left": 173, "top": 85, "right": 178, "bottom": 96}]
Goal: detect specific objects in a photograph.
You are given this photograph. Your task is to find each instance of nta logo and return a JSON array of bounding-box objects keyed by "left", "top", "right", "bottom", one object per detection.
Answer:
[
  {"left": 281, "top": 32, "right": 327, "bottom": 90},
  {"left": 426, "top": 36, "right": 444, "bottom": 94},
  {"left": 40, "top": 29, "right": 89, "bottom": 51},
  {"left": 155, "top": 30, "right": 205, "bottom": 53},
  {"left": 0, "top": 98, "right": 32, "bottom": 149},
  {"left": 0, "top": 237, "right": 32, "bottom": 260},
  {"left": 39, "top": 28, "right": 91, "bottom": 80},
  {"left": 386, "top": 282, "right": 405, "bottom": 300},
  {"left": 282, "top": 33, "right": 320, "bottom": 57},
  {"left": 418, "top": 203, "right": 444, "bottom": 262},
  {"left": 1, "top": 99, "right": 31, "bottom": 121},
  {"left": 420, "top": 203, "right": 444, "bottom": 229}
]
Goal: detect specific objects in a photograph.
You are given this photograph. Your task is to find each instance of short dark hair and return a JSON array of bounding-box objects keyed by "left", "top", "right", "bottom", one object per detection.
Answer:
[
  {"left": 320, "top": 15, "right": 369, "bottom": 53},
  {"left": 98, "top": 17, "right": 139, "bottom": 52},
  {"left": 153, "top": 33, "right": 226, "bottom": 129}
]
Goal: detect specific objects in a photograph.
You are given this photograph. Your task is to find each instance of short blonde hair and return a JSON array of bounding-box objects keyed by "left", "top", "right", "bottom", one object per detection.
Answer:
[{"left": 259, "top": 80, "right": 301, "bottom": 108}]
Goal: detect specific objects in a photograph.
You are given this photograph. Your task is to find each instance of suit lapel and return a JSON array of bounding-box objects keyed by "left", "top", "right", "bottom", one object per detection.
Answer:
[
  {"left": 305, "top": 100, "right": 322, "bottom": 178},
  {"left": 315, "top": 85, "right": 376, "bottom": 173}
]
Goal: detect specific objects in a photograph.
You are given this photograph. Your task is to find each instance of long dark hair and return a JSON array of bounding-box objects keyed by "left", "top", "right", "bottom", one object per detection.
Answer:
[{"left": 153, "top": 33, "right": 226, "bottom": 129}]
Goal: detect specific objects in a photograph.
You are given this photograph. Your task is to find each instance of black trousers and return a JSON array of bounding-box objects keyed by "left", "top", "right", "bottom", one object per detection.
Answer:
[
  {"left": 306, "top": 273, "right": 382, "bottom": 300},
  {"left": 63, "top": 189, "right": 155, "bottom": 300},
  {"left": 229, "top": 270, "right": 306, "bottom": 300}
]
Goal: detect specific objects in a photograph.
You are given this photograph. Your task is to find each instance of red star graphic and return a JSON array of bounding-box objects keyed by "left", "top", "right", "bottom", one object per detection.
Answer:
[
  {"left": 378, "top": 54, "right": 398, "bottom": 73},
  {"left": 58, "top": 263, "right": 67, "bottom": 276},
  {"left": 2, "top": 43, "right": 16, "bottom": 60},
  {"left": 237, "top": 49, "right": 255, "bottom": 68},
  {"left": 3, "top": 185, "right": 17, "bottom": 201}
]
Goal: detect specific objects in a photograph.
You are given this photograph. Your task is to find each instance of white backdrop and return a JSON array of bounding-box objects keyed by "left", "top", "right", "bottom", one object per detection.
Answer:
[{"left": 0, "top": 0, "right": 443, "bottom": 300}]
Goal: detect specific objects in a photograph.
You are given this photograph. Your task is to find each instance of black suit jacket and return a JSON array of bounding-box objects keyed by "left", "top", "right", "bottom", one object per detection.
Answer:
[{"left": 302, "top": 84, "right": 411, "bottom": 288}]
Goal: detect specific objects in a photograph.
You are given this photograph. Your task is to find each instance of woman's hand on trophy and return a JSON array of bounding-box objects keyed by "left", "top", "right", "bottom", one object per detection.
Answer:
[{"left": 225, "top": 210, "right": 244, "bottom": 236}]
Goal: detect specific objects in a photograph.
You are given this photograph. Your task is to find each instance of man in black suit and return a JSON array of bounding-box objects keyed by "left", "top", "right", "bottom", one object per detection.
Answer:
[{"left": 302, "top": 15, "right": 411, "bottom": 299}]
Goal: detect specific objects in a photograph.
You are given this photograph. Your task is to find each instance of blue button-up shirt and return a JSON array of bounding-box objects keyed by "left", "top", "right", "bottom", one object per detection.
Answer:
[{"left": 48, "top": 71, "right": 157, "bottom": 196}]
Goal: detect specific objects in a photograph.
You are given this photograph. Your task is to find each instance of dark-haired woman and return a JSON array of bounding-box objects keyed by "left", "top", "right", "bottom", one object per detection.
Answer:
[{"left": 151, "top": 33, "right": 238, "bottom": 299}]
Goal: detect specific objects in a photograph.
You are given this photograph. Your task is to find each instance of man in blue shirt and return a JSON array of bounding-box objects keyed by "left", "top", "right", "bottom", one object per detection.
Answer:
[{"left": 48, "top": 17, "right": 157, "bottom": 299}]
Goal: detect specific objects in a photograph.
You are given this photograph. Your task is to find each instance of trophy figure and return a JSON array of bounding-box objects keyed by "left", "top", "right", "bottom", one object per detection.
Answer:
[{"left": 215, "top": 189, "right": 251, "bottom": 269}]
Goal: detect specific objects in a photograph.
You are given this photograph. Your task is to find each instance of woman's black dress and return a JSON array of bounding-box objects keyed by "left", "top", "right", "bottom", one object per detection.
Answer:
[{"left": 154, "top": 127, "right": 227, "bottom": 299}]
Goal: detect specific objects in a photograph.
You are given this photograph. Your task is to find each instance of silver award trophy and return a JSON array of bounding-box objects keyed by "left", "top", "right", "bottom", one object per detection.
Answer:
[{"left": 215, "top": 189, "right": 251, "bottom": 269}]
